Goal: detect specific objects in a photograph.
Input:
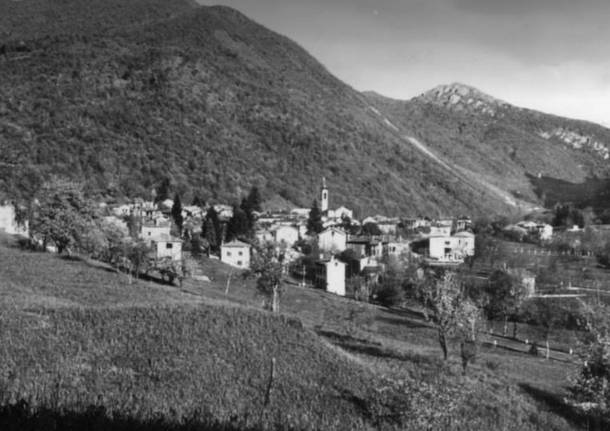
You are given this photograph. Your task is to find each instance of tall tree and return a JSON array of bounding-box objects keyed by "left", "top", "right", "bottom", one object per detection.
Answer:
[
  {"left": 415, "top": 270, "right": 481, "bottom": 361},
  {"left": 191, "top": 194, "right": 206, "bottom": 207},
  {"left": 240, "top": 196, "right": 255, "bottom": 231},
  {"left": 154, "top": 176, "right": 171, "bottom": 204},
  {"left": 226, "top": 204, "right": 250, "bottom": 241},
  {"left": 362, "top": 222, "right": 382, "bottom": 236},
  {"left": 307, "top": 199, "right": 323, "bottom": 235},
  {"left": 171, "top": 193, "right": 184, "bottom": 235},
  {"left": 30, "top": 179, "right": 97, "bottom": 255},
  {"left": 245, "top": 186, "right": 263, "bottom": 213},
  {"left": 569, "top": 303, "right": 610, "bottom": 422},
  {"left": 202, "top": 207, "right": 222, "bottom": 253}
]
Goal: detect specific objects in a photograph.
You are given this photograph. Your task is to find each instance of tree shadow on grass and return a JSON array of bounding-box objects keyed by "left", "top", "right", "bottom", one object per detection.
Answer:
[
  {"left": 519, "top": 383, "right": 608, "bottom": 431},
  {"left": 316, "top": 328, "right": 436, "bottom": 366},
  {"left": 0, "top": 401, "right": 261, "bottom": 431},
  {"left": 316, "top": 329, "right": 380, "bottom": 346},
  {"left": 374, "top": 314, "right": 430, "bottom": 330},
  {"left": 383, "top": 306, "right": 427, "bottom": 321}
]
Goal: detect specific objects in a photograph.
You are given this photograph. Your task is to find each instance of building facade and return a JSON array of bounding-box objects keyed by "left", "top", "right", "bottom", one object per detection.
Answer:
[
  {"left": 220, "top": 240, "right": 251, "bottom": 269},
  {"left": 315, "top": 256, "right": 346, "bottom": 296}
]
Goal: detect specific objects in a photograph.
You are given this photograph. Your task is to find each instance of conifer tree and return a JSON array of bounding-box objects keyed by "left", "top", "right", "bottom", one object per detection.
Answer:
[
  {"left": 202, "top": 207, "right": 222, "bottom": 253},
  {"left": 307, "top": 199, "right": 323, "bottom": 235},
  {"left": 246, "top": 186, "right": 263, "bottom": 213},
  {"left": 226, "top": 204, "right": 250, "bottom": 241},
  {"left": 171, "top": 193, "right": 184, "bottom": 235},
  {"left": 154, "top": 177, "right": 171, "bottom": 203}
]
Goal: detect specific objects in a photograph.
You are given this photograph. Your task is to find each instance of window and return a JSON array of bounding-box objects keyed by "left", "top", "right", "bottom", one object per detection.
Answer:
[
  {"left": 226, "top": 251, "right": 232, "bottom": 257},
  {"left": 148, "top": 232, "right": 151, "bottom": 236},
  {"left": 238, "top": 251, "right": 243, "bottom": 256},
  {"left": 237, "top": 261, "right": 242, "bottom": 266},
  {"left": 166, "top": 243, "right": 173, "bottom": 249}
]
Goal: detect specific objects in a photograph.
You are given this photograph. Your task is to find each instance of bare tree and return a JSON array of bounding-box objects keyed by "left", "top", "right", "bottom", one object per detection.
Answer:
[
  {"left": 416, "top": 270, "right": 477, "bottom": 361},
  {"left": 249, "top": 242, "right": 283, "bottom": 312}
]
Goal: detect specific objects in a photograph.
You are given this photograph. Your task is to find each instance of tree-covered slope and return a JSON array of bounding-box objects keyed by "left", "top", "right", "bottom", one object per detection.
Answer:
[
  {"left": 2, "top": 1, "right": 608, "bottom": 217},
  {"left": 0, "top": 0, "right": 530, "bottom": 217}
]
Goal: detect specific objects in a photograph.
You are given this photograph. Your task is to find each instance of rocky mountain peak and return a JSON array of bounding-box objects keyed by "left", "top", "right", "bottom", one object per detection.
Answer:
[{"left": 417, "top": 82, "right": 508, "bottom": 117}]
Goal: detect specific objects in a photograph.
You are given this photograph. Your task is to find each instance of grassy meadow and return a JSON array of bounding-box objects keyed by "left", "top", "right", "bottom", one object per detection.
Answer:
[{"left": 0, "top": 234, "right": 597, "bottom": 429}]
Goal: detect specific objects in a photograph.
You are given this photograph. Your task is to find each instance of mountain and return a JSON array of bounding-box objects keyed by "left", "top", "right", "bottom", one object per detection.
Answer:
[
  {"left": 1, "top": 1, "right": 609, "bottom": 218},
  {"left": 366, "top": 83, "right": 610, "bottom": 211}
]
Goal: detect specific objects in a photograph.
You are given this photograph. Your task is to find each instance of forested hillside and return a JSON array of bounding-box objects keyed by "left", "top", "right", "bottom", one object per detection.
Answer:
[{"left": 1, "top": 0, "right": 609, "bottom": 217}]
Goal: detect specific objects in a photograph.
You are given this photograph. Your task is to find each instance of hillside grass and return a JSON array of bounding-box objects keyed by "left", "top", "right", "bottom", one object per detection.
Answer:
[{"left": 0, "top": 235, "right": 590, "bottom": 429}]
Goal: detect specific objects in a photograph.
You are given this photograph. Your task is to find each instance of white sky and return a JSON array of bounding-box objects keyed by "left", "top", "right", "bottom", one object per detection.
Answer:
[{"left": 197, "top": 0, "right": 610, "bottom": 126}]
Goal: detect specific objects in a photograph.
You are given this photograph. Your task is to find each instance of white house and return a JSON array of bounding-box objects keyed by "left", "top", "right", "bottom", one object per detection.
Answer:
[
  {"left": 315, "top": 256, "right": 346, "bottom": 296},
  {"left": 429, "top": 231, "right": 475, "bottom": 262},
  {"left": 435, "top": 218, "right": 454, "bottom": 228},
  {"left": 403, "top": 217, "right": 431, "bottom": 230},
  {"left": 112, "top": 204, "right": 132, "bottom": 217},
  {"left": 150, "top": 234, "right": 183, "bottom": 261},
  {"left": 140, "top": 222, "right": 171, "bottom": 242},
  {"left": 221, "top": 240, "right": 251, "bottom": 269},
  {"left": 318, "top": 227, "right": 347, "bottom": 252},
  {"left": 183, "top": 205, "right": 204, "bottom": 219},
  {"left": 255, "top": 229, "right": 275, "bottom": 244},
  {"left": 456, "top": 217, "right": 473, "bottom": 232},
  {"left": 377, "top": 220, "right": 399, "bottom": 235},
  {"left": 536, "top": 223, "right": 553, "bottom": 241},
  {"left": 0, "top": 204, "right": 28, "bottom": 235},
  {"left": 387, "top": 240, "right": 411, "bottom": 257},
  {"left": 213, "top": 204, "right": 234, "bottom": 221},
  {"left": 327, "top": 206, "right": 354, "bottom": 220},
  {"left": 429, "top": 224, "right": 452, "bottom": 237},
  {"left": 361, "top": 216, "right": 377, "bottom": 226},
  {"left": 256, "top": 225, "right": 300, "bottom": 247},
  {"left": 274, "top": 225, "right": 300, "bottom": 247}
]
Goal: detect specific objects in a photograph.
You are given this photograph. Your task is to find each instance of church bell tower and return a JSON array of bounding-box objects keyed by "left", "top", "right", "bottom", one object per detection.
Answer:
[{"left": 320, "top": 177, "right": 329, "bottom": 213}]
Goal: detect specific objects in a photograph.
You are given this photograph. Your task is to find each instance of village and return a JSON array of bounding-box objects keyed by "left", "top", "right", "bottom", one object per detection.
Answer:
[{"left": 0, "top": 177, "right": 563, "bottom": 301}]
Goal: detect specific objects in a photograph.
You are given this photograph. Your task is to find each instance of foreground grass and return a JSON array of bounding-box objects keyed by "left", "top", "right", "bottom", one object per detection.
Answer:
[{"left": 0, "top": 236, "right": 588, "bottom": 429}]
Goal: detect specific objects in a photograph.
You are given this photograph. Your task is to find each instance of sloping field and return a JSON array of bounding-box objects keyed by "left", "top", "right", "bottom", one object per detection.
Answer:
[{"left": 0, "top": 236, "right": 588, "bottom": 430}]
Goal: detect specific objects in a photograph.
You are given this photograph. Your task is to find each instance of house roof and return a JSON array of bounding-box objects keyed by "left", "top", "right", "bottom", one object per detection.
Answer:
[
  {"left": 222, "top": 240, "right": 251, "bottom": 248},
  {"left": 151, "top": 234, "right": 182, "bottom": 243},
  {"left": 321, "top": 227, "right": 346, "bottom": 235}
]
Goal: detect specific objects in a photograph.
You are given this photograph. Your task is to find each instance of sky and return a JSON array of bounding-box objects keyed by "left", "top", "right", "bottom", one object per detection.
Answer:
[{"left": 197, "top": 0, "right": 610, "bottom": 126}]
